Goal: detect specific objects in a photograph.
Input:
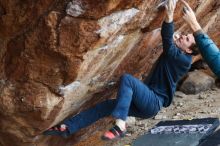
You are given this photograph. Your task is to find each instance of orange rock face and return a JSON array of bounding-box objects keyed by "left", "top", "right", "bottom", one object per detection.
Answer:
[{"left": 0, "top": 0, "right": 219, "bottom": 145}]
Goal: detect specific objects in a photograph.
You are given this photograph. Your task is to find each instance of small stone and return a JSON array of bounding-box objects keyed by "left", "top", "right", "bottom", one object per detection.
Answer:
[
  {"left": 174, "top": 102, "right": 184, "bottom": 107},
  {"left": 175, "top": 91, "right": 187, "bottom": 98},
  {"left": 199, "top": 111, "right": 206, "bottom": 114},
  {"left": 178, "top": 102, "right": 183, "bottom": 107},
  {"left": 126, "top": 117, "right": 136, "bottom": 125},
  {"left": 198, "top": 93, "right": 208, "bottom": 99},
  {"left": 154, "top": 115, "right": 167, "bottom": 120},
  {"left": 211, "top": 87, "right": 218, "bottom": 91},
  {"left": 107, "top": 81, "right": 116, "bottom": 86},
  {"left": 137, "top": 123, "right": 145, "bottom": 128},
  {"left": 160, "top": 109, "right": 166, "bottom": 113},
  {"left": 172, "top": 116, "right": 179, "bottom": 119},
  {"left": 176, "top": 113, "right": 181, "bottom": 116},
  {"left": 188, "top": 117, "right": 193, "bottom": 120},
  {"left": 125, "top": 133, "right": 132, "bottom": 137}
]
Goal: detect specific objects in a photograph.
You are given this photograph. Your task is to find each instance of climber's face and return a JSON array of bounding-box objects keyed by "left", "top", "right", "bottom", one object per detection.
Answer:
[{"left": 174, "top": 33, "right": 196, "bottom": 54}]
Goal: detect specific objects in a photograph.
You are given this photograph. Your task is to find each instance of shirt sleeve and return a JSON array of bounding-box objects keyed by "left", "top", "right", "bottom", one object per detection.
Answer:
[
  {"left": 194, "top": 31, "right": 220, "bottom": 78},
  {"left": 161, "top": 21, "right": 177, "bottom": 56}
]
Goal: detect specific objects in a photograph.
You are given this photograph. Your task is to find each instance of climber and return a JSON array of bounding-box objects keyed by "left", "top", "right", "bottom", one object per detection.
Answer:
[
  {"left": 180, "top": 0, "right": 220, "bottom": 85},
  {"left": 43, "top": 0, "right": 196, "bottom": 140}
]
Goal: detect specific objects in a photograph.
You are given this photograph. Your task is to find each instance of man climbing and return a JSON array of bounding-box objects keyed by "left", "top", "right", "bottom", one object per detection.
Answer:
[
  {"left": 180, "top": 0, "right": 220, "bottom": 85},
  {"left": 43, "top": 0, "right": 196, "bottom": 140}
]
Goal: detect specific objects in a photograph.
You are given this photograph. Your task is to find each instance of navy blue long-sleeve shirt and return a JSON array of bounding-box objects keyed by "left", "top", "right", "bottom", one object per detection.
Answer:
[{"left": 148, "top": 22, "right": 192, "bottom": 107}]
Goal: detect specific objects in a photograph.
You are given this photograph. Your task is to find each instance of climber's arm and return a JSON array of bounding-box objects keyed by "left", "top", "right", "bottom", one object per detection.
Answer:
[
  {"left": 180, "top": 0, "right": 201, "bottom": 32},
  {"left": 181, "top": 0, "right": 220, "bottom": 78},
  {"left": 193, "top": 31, "right": 220, "bottom": 78},
  {"left": 161, "top": 0, "right": 177, "bottom": 54}
]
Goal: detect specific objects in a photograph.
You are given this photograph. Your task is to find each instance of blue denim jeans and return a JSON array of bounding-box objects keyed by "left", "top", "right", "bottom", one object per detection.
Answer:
[{"left": 64, "top": 74, "right": 164, "bottom": 134}]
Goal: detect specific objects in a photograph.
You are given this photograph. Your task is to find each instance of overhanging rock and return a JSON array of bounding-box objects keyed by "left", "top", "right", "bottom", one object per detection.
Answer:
[{"left": 0, "top": 0, "right": 219, "bottom": 146}]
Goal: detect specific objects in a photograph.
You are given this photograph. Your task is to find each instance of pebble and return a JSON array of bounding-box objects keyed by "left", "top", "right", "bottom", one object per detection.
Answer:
[
  {"left": 199, "top": 111, "right": 206, "bottom": 114},
  {"left": 175, "top": 91, "right": 187, "bottom": 98},
  {"left": 126, "top": 117, "right": 136, "bottom": 125},
  {"left": 176, "top": 113, "right": 181, "bottom": 116},
  {"left": 125, "top": 133, "right": 132, "bottom": 137},
  {"left": 178, "top": 102, "right": 183, "bottom": 107},
  {"left": 172, "top": 113, "right": 181, "bottom": 119},
  {"left": 173, "top": 102, "right": 184, "bottom": 107},
  {"left": 160, "top": 109, "right": 167, "bottom": 113},
  {"left": 154, "top": 115, "right": 167, "bottom": 120},
  {"left": 198, "top": 93, "right": 210, "bottom": 99},
  {"left": 172, "top": 116, "right": 179, "bottom": 119},
  {"left": 211, "top": 88, "right": 218, "bottom": 92}
]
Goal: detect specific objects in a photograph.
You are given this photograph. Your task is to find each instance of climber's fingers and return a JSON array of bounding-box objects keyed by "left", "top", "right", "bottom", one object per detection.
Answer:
[{"left": 180, "top": 0, "right": 193, "bottom": 12}]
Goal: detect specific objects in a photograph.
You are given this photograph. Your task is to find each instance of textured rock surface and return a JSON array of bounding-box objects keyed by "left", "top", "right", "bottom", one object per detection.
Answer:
[
  {"left": 0, "top": 0, "right": 219, "bottom": 146},
  {"left": 180, "top": 70, "right": 215, "bottom": 94}
]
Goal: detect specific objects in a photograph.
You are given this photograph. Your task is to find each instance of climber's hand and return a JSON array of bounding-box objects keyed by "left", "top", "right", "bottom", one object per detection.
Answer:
[
  {"left": 165, "top": 0, "right": 177, "bottom": 23},
  {"left": 180, "top": 0, "right": 202, "bottom": 32},
  {"left": 180, "top": 0, "right": 197, "bottom": 24}
]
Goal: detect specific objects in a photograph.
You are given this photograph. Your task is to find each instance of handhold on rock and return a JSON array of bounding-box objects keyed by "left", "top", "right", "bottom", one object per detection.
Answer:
[
  {"left": 156, "top": 0, "right": 178, "bottom": 10},
  {"left": 58, "top": 81, "right": 81, "bottom": 96}
]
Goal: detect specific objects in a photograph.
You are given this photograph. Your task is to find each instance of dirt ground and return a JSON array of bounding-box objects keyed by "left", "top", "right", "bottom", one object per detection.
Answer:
[{"left": 105, "top": 87, "right": 220, "bottom": 146}]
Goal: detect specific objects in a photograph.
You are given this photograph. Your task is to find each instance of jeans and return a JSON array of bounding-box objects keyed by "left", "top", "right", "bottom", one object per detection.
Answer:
[{"left": 64, "top": 74, "right": 164, "bottom": 134}]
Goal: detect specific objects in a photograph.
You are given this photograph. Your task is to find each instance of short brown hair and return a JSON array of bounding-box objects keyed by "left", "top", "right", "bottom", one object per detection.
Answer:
[
  {"left": 190, "top": 43, "right": 199, "bottom": 55},
  {"left": 216, "top": 78, "right": 220, "bottom": 88}
]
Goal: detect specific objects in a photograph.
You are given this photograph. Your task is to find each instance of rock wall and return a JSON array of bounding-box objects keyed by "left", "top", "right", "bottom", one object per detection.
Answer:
[{"left": 0, "top": 0, "right": 219, "bottom": 146}]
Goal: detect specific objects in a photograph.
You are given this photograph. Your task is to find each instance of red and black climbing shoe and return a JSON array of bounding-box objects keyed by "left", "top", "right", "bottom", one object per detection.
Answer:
[
  {"left": 102, "top": 125, "right": 127, "bottom": 141},
  {"left": 43, "top": 124, "right": 70, "bottom": 138}
]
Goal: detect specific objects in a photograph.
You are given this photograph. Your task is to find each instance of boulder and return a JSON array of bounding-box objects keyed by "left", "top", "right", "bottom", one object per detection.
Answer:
[{"left": 180, "top": 70, "right": 215, "bottom": 94}]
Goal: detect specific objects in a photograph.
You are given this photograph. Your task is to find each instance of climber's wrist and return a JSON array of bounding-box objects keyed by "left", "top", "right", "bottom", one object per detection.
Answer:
[
  {"left": 189, "top": 21, "right": 202, "bottom": 32},
  {"left": 165, "top": 15, "right": 173, "bottom": 23}
]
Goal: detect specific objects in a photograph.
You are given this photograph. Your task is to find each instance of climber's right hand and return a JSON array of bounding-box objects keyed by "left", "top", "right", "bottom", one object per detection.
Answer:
[{"left": 180, "top": 0, "right": 202, "bottom": 32}]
